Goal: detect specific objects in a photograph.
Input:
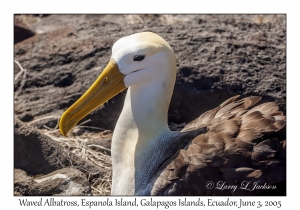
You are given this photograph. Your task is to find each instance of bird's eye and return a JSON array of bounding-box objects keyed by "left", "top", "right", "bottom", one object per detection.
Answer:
[
  {"left": 133, "top": 55, "right": 145, "bottom": 61},
  {"left": 104, "top": 77, "right": 108, "bottom": 83}
]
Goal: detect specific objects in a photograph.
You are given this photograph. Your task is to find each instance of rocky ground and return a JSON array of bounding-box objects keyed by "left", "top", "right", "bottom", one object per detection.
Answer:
[{"left": 14, "top": 14, "right": 286, "bottom": 196}]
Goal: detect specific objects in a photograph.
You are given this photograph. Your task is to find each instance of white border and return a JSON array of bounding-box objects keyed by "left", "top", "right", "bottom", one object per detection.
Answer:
[{"left": 2, "top": 0, "right": 299, "bottom": 209}]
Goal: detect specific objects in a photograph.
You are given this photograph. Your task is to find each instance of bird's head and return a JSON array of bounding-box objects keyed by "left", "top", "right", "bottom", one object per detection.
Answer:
[{"left": 59, "top": 32, "right": 176, "bottom": 136}]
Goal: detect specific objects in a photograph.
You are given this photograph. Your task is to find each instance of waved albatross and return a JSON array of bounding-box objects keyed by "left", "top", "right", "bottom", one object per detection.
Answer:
[{"left": 59, "top": 32, "right": 286, "bottom": 195}]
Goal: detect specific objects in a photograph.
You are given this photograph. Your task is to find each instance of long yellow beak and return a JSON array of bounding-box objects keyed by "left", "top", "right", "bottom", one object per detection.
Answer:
[{"left": 59, "top": 60, "right": 126, "bottom": 136}]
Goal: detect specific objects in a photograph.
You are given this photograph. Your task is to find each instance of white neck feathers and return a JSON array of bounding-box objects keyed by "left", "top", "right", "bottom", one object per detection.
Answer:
[{"left": 111, "top": 62, "right": 176, "bottom": 195}]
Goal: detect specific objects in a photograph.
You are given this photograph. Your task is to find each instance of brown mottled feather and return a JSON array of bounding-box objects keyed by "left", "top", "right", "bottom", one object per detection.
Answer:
[{"left": 149, "top": 95, "right": 286, "bottom": 195}]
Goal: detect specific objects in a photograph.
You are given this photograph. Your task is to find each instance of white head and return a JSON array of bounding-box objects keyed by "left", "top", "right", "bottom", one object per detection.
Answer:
[
  {"left": 60, "top": 32, "right": 177, "bottom": 136},
  {"left": 113, "top": 32, "right": 176, "bottom": 88}
]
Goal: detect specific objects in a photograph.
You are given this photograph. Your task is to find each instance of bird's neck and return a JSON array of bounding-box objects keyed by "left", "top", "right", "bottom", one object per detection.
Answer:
[{"left": 111, "top": 72, "right": 176, "bottom": 195}]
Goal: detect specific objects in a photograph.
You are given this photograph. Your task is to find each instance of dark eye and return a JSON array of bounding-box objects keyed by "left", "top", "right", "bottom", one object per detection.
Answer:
[{"left": 133, "top": 55, "right": 145, "bottom": 61}]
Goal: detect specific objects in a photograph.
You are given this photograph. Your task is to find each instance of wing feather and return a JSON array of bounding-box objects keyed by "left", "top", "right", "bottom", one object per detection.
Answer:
[{"left": 150, "top": 95, "right": 286, "bottom": 195}]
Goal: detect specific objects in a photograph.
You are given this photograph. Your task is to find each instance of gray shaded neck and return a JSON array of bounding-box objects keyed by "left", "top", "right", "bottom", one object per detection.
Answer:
[{"left": 134, "top": 130, "right": 181, "bottom": 195}]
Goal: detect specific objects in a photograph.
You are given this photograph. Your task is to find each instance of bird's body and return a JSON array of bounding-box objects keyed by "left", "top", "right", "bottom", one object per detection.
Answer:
[{"left": 60, "top": 32, "right": 286, "bottom": 195}]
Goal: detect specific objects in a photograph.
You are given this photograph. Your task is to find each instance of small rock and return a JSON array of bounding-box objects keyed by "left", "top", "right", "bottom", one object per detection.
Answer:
[
  {"left": 14, "top": 168, "right": 91, "bottom": 196},
  {"left": 14, "top": 17, "right": 35, "bottom": 44}
]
